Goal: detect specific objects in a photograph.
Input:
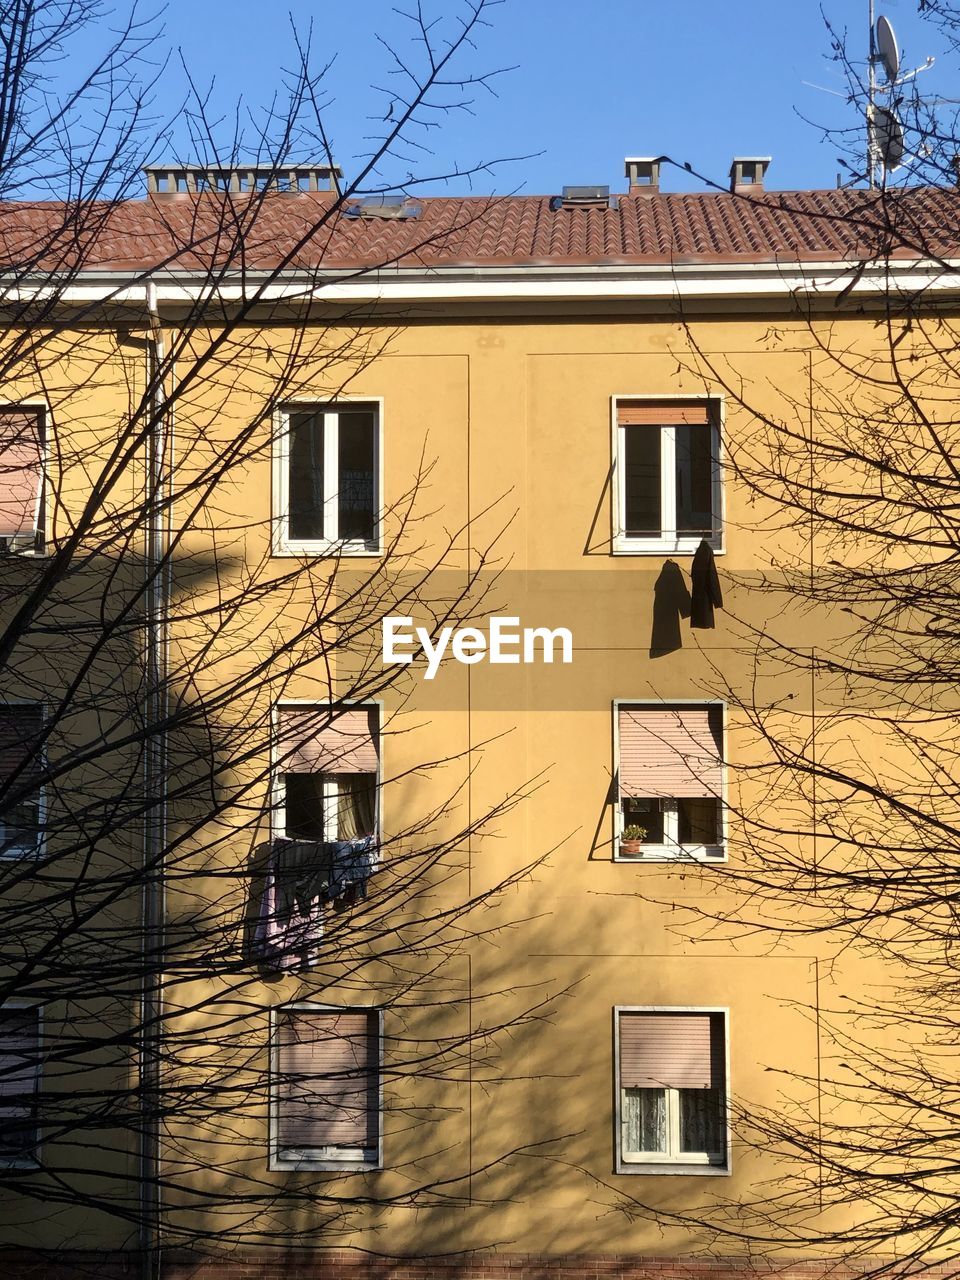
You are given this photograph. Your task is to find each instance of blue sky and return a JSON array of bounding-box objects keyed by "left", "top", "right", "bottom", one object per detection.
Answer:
[{"left": 136, "top": 0, "right": 952, "bottom": 195}]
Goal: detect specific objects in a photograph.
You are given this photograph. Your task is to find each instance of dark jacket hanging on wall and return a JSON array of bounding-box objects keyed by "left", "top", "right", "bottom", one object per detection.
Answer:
[{"left": 690, "top": 539, "right": 723, "bottom": 629}]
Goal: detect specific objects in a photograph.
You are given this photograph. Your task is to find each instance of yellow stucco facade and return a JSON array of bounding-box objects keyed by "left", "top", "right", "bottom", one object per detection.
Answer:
[{"left": 0, "top": 283, "right": 947, "bottom": 1271}]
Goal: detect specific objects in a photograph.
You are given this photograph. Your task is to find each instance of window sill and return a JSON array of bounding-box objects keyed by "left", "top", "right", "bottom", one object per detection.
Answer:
[
  {"left": 612, "top": 535, "right": 724, "bottom": 557},
  {"left": 271, "top": 1148, "right": 379, "bottom": 1172},
  {"left": 0, "top": 547, "right": 47, "bottom": 559},
  {"left": 615, "top": 844, "right": 725, "bottom": 864},
  {"left": 616, "top": 1159, "right": 729, "bottom": 1177},
  {"left": 272, "top": 538, "right": 382, "bottom": 559},
  {"left": 0, "top": 845, "right": 43, "bottom": 861}
]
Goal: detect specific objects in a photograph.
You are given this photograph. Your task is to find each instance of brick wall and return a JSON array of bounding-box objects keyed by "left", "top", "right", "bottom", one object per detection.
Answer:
[{"left": 0, "top": 1254, "right": 957, "bottom": 1280}]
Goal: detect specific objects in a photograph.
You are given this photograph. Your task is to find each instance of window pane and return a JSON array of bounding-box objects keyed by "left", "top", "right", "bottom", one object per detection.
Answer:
[
  {"left": 623, "top": 427, "right": 661, "bottom": 535},
  {"left": 3, "top": 799, "right": 39, "bottom": 853},
  {"left": 621, "top": 797, "right": 664, "bottom": 843},
  {"left": 623, "top": 1087, "right": 666, "bottom": 1153},
  {"left": 675, "top": 423, "right": 714, "bottom": 536},
  {"left": 288, "top": 413, "right": 325, "bottom": 540},
  {"left": 0, "top": 1109, "right": 35, "bottom": 1162},
  {"left": 679, "top": 1087, "right": 724, "bottom": 1155},
  {"left": 678, "top": 797, "right": 720, "bottom": 845},
  {"left": 284, "top": 774, "right": 326, "bottom": 841},
  {"left": 337, "top": 412, "right": 376, "bottom": 542}
]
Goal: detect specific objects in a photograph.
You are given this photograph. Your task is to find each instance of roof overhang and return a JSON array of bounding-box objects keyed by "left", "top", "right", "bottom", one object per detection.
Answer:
[{"left": 3, "top": 257, "right": 960, "bottom": 308}]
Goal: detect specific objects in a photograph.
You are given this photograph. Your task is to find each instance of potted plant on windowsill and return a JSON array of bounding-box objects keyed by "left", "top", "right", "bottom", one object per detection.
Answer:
[{"left": 619, "top": 825, "right": 647, "bottom": 856}]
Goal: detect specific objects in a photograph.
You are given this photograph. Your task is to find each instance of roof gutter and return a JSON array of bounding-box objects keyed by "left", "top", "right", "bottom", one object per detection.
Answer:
[{"left": 3, "top": 257, "right": 960, "bottom": 307}]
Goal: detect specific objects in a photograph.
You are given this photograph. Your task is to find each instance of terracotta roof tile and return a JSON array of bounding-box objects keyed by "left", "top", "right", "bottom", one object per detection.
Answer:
[{"left": 0, "top": 187, "right": 957, "bottom": 274}]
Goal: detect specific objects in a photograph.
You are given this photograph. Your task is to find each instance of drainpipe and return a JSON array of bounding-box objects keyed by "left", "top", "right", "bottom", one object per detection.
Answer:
[{"left": 141, "top": 279, "right": 169, "bottom": 1280}]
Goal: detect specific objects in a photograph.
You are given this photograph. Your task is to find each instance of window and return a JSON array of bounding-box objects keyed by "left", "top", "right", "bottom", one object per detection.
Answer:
[
  {"left": 616, "top": 703, "right": 724, "bottom": 861},
  {"left": 275, "top": 402, "right": 381, "bottom": 554},
  {"left": 0, "top": 1006, "right": 41, "bottom": 1166},
  {"left": 0, "top": 705, "right": 44, "bottom": 857},
  {"left": 271, "top": 1006, "right": 381, "bottom": 1169},
  {"left": 0, "top": 407, "right": 44, "bottom": 555},
  {"left": 613, "top": 399, "right": 720, "bottom": 553},
  {"left": 274, "top": 705, "right": 379, "bottom": 843},
  {"left": 615, "top": 1008, "right": 727, "bottom": 1174}
]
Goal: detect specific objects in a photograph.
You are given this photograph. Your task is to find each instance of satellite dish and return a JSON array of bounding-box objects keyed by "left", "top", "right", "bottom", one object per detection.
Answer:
[
  {"left": 870, "top": 104, "right": 905, "bottom": 171},
  {"left": 876, "top": 15, "right": 900, "bottom": 83}
]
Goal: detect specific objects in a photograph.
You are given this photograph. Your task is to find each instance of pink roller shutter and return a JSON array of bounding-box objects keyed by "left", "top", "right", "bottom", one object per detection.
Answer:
[
  {"left": 618, "top": 705, "right": 722, "bottom": 799},
  {"left": 0, "top": 410, "right": 42, "bottom": 538},
  {"left": 277, "top": 706, "right": 378, "bottom": 774},
  {"left": 617, "top": 401, "right": 712, "bottom": 426},
  {"left": 619, "top": 1012, "right": 722, "bottom": 1090},
  {"left": 0, "top": 706, "right": 43, "bottom": 788},
  {"left": 276, "top": 1009, "right": 377, "bottom": 1149}
]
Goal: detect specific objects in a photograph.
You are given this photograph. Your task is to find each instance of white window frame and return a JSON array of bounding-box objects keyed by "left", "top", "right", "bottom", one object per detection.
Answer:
[
  {"left": 612, "top": 698, "right": 727, "bottom": 863},
  {"left": 0, "top": 400, "right": 47, "bottom": 558},
  {"left": 0, "top": 1001, "right": 42, "bottom": 1169},
  {"left": 0, "top": 700, "right": 45, "bottom": 861},
  {"left": 613, "top": 1005, "right": 730, "bottom": 1177},
  {"left": 272, "top": 398, "right": 383, "bottom": 557},
  {"left": 268, "top": 1002, "right": 383, "bottom": 1172},
  {"left": 271, "top": 699, "right": 383, "bottom": 844},
  {"left": 610, "top": 394, "right": 724, "bottom": 556}
]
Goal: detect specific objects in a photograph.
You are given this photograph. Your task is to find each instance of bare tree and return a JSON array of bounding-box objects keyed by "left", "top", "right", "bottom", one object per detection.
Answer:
[
  {"left": 595, "top": 8, "right": 960, "bottom": 1271},
  {"left": 0, "top": 1, "right": 560, "bottom": 1270}
]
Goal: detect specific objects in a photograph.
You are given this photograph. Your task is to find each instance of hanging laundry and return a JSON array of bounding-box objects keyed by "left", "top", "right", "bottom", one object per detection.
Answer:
[
  {"left": 330, "top": 834, "right": 379, "bottom": 902},
  {"left": 252, "top": 839, "right": 331, "bottom": 971},
  {"left": 690, "top": 539, "right": 723, "bottom": 629},
  {"left": 251, "top": 835, "right": 381, "bottom": 970}
]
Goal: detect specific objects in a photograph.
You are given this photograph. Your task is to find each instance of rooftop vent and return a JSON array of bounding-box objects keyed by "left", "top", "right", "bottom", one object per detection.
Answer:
[
  {"left": 343, "top": 194, "right": 422, "bottom": 220},
  {"left": 550, "top": 185, "right": 618, "bottom": 211},
  {"left": 143, "top": 164, "right": 342, "bottom": 196},
  {"left": 729, "top": 156, "right": 771, "bottom": 195},
  {"left": 625, "top": 157, "right": 662, "bottom": 195}
]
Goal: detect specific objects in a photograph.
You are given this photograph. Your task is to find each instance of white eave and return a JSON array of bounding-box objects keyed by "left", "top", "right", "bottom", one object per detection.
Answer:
[{"left": 3, "top": 256, "right": 960, "bottom": 306}]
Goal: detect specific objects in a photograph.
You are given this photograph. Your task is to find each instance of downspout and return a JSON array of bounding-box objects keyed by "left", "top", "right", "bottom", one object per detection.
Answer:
[{"left": 141, "top": 279, "right": 170, "bottom": 1280}]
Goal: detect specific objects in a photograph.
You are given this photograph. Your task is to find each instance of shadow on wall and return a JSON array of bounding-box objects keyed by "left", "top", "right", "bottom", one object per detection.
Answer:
[{"left": 650, "top": 561, "right": 691, "bottom": 658}]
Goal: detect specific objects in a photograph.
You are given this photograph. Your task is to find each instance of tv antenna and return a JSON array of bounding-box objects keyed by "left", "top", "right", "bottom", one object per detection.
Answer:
[{"left": 867, "top": 1, "right": 934, "bottom": 187}]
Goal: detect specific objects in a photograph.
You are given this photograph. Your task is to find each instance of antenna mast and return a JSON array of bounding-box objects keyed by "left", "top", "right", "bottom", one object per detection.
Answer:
[
  {"left": 868, "top": 0, "right": 877, "bottom": 188},
  {"left": 867, "top": 7, "right": 919, "bottom": 184}
]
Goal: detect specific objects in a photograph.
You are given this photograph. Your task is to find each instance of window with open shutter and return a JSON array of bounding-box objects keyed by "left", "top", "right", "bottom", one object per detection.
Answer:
[
  {"left": 273, "top": 1007, "right": 380, "bottom": 1168},
  {"left": 0, "top": 1006, "right": 40, "bottom": 1165},
  {"left": 0, "top": 408, "right": 44, "bottom": 553},
  {"left": 616, "top": 1009, "right": 726, "bottom": 1170},
  {"left": 275, "top": 706, "right": 379, "bottom": 843},
  {"left": 0, "top": 705, "right": 44, "bottom": 856},
  {"left": 616, "top": 703, "right": 724, "bottom": 861},
  {"left": 613, "top": 398, "right": 720, "bottom": 554}
]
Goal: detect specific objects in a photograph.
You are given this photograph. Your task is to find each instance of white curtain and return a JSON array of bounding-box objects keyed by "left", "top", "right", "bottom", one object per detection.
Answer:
[{"left": 622, "top": 1088, "right": 666, "bottom": 1154}]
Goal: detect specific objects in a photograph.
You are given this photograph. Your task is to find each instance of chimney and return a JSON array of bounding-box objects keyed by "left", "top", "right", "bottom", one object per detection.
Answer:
[
  {"left": 729, "top": 157, "right": 771, "bottom": 195},
  {"left": 625, "top": 157, "right": 662, "bottom": 195},
  {"left": 143, "top": 164, "right": 343, "bottom": 197}
]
